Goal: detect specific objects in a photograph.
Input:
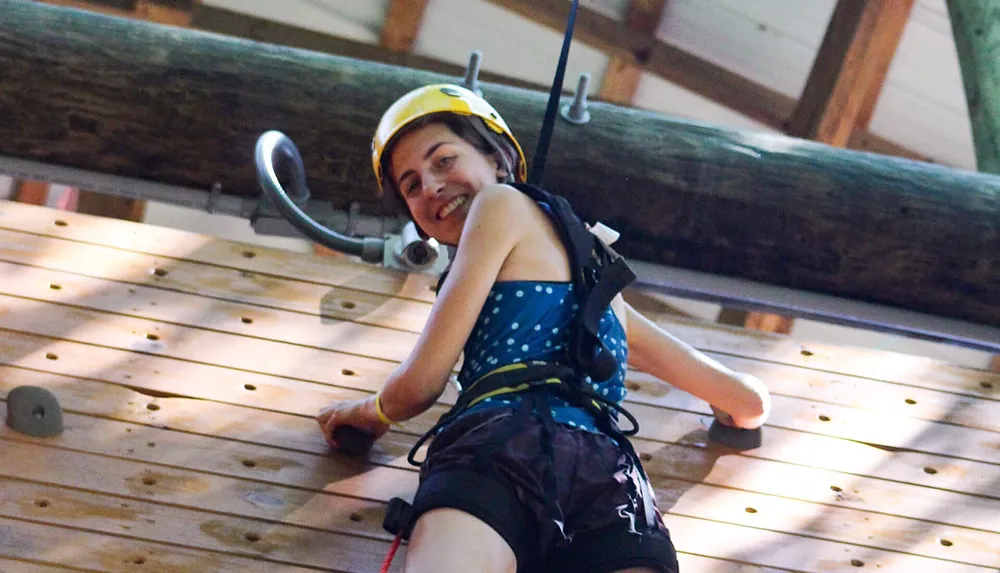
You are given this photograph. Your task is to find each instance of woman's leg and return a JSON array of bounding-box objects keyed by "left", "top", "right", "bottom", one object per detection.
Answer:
[{"left": 404, "top": 508, "right": 518, "bottom": 573}]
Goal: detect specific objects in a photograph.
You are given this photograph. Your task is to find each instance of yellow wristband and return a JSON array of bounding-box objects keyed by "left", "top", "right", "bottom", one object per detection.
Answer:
[{"left": 375, "top": 394, "right": 398, "bottom": 426}]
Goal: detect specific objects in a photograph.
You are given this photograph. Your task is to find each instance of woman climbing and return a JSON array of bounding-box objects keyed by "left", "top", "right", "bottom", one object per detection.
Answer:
[{"left": 316, "top": 84, "right": 771, "bottom": 573}]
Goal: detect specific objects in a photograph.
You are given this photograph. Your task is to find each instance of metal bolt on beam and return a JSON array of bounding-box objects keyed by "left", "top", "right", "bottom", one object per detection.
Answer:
[
  {"left": 463, "top": 50, "right": 483, "bottom": 96},
  {"left": 561, "top": 72, "right": 591, "bottom": 125}
]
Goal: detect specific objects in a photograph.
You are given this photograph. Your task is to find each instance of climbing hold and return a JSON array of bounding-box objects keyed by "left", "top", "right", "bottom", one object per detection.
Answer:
[
  {"left": 6, "top": 386, "right": 64, "bottom": 437},
  {"left": 708, "top": 419, "right": 762, "bottom": 451},
  {"left": 333, "top": 425, "right": 375, "bottom": 456}
]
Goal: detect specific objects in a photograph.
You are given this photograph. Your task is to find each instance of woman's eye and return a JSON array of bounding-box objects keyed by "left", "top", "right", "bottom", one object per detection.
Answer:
[{"left": 437, "top": 156, "right": 455, "bottom": 168}]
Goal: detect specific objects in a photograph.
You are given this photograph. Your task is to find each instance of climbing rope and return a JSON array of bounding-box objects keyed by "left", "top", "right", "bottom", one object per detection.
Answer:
[{"left": 529, "top": 0, "right": 581, "bottom": 186}]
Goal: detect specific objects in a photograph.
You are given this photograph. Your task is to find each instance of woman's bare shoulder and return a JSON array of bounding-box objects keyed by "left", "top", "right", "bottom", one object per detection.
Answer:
[{"left": 467, "top": 184, "right": 538, "bottom": 230}]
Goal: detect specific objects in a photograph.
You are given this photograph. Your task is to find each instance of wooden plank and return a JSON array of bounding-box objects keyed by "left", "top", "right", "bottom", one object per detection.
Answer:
[
  {"left": 0, "top": 260, "right": 421, "bottom": 363},
  {"left": 2, "top": 332, "right": 998, "bottom": 502},
  {"left": 1, "top": 293, "right": 997, "bottom": 464},
  {"left": 597, "top": 0, "right": 666, "bottom": 104},
  {"left": 0, "top": 440, "right": 801, "bottom": 573},
  {"left": 380, "top": 0, "right": 429, "bottom": 53},
  {"left": 2, "top": 230, "right": 995, "bottom": 410},
  {"left": 0, "top": 228, "right": 433, "bottom": 333},
  {"left": 656, "top": 318, "right": 1000, "bottom": 399},
  {"left": 4, "top": 260, "right": 1000, "bottom": 436},
  {"left": 5, "top": 394, "right": 1000, "bottom": 566},
  {"left": 1, "top": 228, "right": 997, "bottom": 410},
  {"left": 0, "top": 558, "right": 83, "bottom": 573},
  {"left": 1, "top": 238, "right": 995, "bottom": 431},
  {"left": 0, "top": 437, "right": 410, "bottom": 538},
  {"left": 0, "top": 517, "right": 788, "bottom": 573},
  {"left": 4, "top": 366, "right": 999, "bottom": 529},
  {"left": 0, "top": 478, "right": 395, "bottom": 571},
  {"left": 790, "top": 0, "right": 915, "bottom": 146},
  {"left": 0, "top": 440, "right": 988, "bottom": 571},
  {"left": 3, "top": 426, "right": 997, "bottom": 570},
  {"left": 0, "top": 516, "right": 374, "bottom": 573},
  {"left": 0, "top": 200, "right": 439, "bottom": 303},
  {"left": 661, "top": 513, "right": 994, "bottom": 573},
  {"left": 1, "top": 204, "right": 996, "bottom": 397}
]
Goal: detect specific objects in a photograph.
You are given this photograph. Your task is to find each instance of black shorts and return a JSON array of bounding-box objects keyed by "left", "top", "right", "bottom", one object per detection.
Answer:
[{"left": 411, "top": 407, "right": 680, "bottom": 573}]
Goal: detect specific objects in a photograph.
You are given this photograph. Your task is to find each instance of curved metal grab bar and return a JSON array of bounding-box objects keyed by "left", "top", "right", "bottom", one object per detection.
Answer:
[{"left": 254, "top": 130, "right": 384, "bottom": 263}]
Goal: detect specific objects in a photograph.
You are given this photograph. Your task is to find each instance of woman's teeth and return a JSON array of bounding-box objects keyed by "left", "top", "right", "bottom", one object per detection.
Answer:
[{"left": 438, "top": 195, "right": 467, "bottom": 219}]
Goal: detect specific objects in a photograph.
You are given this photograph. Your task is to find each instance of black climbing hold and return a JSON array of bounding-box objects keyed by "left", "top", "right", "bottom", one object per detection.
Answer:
[
  {"left": 708, "top": 419, "right": 762, "bottom": 451},
  {"left": 6, "top": 386, "right": 64, "bottom": 437},
  {"left": 333, "top": 425, "right": 375, "bottom": 456}
]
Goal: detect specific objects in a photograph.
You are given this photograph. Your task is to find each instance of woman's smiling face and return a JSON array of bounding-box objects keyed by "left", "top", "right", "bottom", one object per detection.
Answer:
[{"left": 389, "top": 121, "right": 506, "bottom": 245}]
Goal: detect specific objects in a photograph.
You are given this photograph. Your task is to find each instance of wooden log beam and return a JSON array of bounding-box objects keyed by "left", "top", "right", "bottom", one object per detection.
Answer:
[
  {"left": 947, "top": 0, "right": 1000, "bottom": 173},
  {"left": 485, "top": 0, "right": 933, "bottom": 163},
  {"left": 34, "top": 0, "right": 194, "bottom": 222},
  {"left": 790, "top": 0, "right": 915, "bottom": 146},
  {"left": 597, "top": 0, "right": 666, "bottom": 105},
  {"left": 3, "top": 1, "right": 1000, "bottom": 328}
]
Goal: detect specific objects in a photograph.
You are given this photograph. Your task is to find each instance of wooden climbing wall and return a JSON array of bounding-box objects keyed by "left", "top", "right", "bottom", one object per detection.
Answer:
[{"left": 0, "top": 199, "right": 998, "bottom": 572}]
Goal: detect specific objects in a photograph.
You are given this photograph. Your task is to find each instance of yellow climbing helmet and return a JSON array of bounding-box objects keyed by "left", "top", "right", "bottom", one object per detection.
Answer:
[{"left": 371, "top": 84, "right": 528, "bottom": 195}]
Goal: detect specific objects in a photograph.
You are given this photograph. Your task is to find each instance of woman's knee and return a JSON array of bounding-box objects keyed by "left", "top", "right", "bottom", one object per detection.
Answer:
[{"left": 404, "top": 508, "right": 518, "bottom": 573}]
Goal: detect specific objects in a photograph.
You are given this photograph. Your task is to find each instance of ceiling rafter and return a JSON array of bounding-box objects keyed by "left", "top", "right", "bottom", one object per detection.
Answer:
[
  {"left": 380, "top": 0, "right": 430, "bottom": 53},
  {"left": 597, "top": 0, "right": 667, "bottom": 105},
  {"left": 485, "top": 0, "right": 933, "bottom": 164},
  {"left": 790, "top": 0, "right": 916, "bottom": 146}
]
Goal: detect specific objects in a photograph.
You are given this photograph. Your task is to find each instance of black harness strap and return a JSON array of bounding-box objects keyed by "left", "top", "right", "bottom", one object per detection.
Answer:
[
  {"left": 511, "top": 183, "right": 637, "bottom": 382},
  {"left": 406, "top": 362, "right": 641, "bottom": 467}
]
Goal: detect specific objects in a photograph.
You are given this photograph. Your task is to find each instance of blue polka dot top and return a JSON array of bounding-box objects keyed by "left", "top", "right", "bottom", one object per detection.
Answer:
[{"left": 455, "top": 280, "right": 629, "bottom": 433}]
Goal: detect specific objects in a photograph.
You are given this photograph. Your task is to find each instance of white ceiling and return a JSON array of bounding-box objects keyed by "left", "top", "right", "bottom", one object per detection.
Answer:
[{"left": 203, "top": 0, "right": 977, "bottom": 170}]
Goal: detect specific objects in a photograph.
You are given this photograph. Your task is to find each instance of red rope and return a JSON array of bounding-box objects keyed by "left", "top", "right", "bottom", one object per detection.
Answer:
[{"left": 380, "top": 533, "right": 404, "bottom": 573}]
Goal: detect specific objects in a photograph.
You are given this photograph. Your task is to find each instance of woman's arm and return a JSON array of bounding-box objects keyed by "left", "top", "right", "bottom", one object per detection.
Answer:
[
  {"left": 376, "top": 185, "right": 529, "bottom": 422},
  {"left": 625, "top": 302, "right": 770, "bottom": 429}
]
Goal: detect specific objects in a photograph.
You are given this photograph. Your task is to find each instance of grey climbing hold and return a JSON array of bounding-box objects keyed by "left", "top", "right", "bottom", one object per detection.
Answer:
[{"left": 6, "top": 386, "right": 64, "bottom": 437}]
